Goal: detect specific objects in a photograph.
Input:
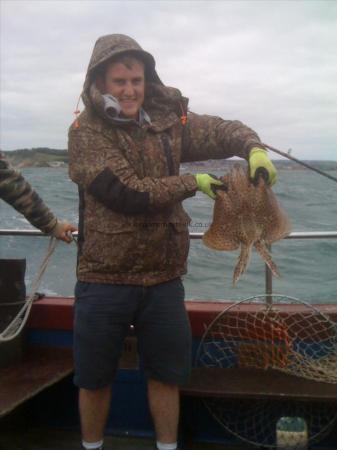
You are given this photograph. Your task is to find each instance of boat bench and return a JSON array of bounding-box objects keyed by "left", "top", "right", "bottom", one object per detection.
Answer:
[
  {"left": 0, "top": 346, "right": 73, "bottom": 418},
  {"left": 180, "top": 367, "right": 337, "bottom": 402},
  {"left": 0, "top": 335, "right": 139, "bottom": 419}
]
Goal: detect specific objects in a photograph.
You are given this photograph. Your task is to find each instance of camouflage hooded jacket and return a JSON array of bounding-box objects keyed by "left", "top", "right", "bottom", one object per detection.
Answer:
[
  {"left": 68, "top": 34, "right": 263, "bottom": 286},
  {"left": 0, "top": 153, "right": 57, "bottom": 233}
]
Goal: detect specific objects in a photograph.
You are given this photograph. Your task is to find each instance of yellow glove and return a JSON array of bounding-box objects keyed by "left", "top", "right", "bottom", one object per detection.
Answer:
[
  {"left": 249, "top": 147, "right": 277, "bottom": 185},
  {"left": 195, "top": 174, "right": 226, "bottom": 200}
]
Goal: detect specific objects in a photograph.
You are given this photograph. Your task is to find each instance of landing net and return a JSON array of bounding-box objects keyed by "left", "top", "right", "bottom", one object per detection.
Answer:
[
  {"left": 196, "top": 295, "right": 337, "bottom": 383},
  {"left": 195, "top": 294, "right": 337, "bottom": 447}
]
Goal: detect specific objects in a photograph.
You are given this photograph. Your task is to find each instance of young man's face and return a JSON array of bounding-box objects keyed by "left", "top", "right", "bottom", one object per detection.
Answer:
[{"left": 100, "top": 61, "right": 145, "bottom": 120}]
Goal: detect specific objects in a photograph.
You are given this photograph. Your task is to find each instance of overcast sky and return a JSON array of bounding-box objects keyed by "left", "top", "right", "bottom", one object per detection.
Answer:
[{"left": 1, "top": 0, "right": 337, "bottom": 160}]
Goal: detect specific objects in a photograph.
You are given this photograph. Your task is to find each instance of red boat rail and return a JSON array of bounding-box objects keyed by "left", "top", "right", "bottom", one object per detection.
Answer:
[{"left": 27, "top": 296, "right": 337, "bottom": 338}]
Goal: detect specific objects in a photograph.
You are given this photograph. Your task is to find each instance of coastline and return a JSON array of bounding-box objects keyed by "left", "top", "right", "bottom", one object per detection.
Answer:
[{"left": 2, "top": 148, "right": 337, "bottom": 171}]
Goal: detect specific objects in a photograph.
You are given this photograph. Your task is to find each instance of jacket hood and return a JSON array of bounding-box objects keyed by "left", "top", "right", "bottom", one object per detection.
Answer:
[
  {"left": 84, "top": 34, "right": 162, "bottom": 90},
  {"left": 81, "top": 34, "right": 188, "bottom": 125}
]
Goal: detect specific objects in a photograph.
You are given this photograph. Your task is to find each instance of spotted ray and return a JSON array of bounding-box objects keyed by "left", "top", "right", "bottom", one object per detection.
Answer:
[{"left": 203, "top": 165, "right": 291, "bottom": 285}]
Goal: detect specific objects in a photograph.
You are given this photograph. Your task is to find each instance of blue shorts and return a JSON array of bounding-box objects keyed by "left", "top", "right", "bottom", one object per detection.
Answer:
[{"left": 73, "top": 278, "right": 192, "bottom": 389}]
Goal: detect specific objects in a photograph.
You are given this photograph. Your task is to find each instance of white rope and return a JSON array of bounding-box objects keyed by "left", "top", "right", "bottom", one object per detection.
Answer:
[{"left": 0, "top": 237, "right": 58, "bottom": 342}]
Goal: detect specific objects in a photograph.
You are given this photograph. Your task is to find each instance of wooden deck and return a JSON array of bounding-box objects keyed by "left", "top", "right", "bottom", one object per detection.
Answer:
[
  {"left": 0, "top": 427, "right": 154, "bottom": 450},
  {"left": 0, "top": 425, "right": 248, "bottom": 450}
]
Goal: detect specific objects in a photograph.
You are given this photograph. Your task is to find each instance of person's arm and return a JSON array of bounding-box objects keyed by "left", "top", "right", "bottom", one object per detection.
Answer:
[
  {"left": 181, "top": 112, "right": 262, "bottom": 162},
  {"left": 68, "top": 127, "right": 198, "bottom": 215},
  {"left": 181, "top": 112, "right": 277, "bottom": 184},
  {"left": 0, "top": 154, "right": 76, "bottom": 241}
]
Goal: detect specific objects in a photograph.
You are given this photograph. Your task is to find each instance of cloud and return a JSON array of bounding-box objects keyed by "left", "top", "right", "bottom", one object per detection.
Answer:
[{"left": 1, "top": 0, "right": 337, "bottom": 159}]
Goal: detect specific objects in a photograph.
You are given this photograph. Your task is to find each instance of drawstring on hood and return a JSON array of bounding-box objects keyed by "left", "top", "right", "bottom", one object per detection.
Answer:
[
  {"left": 73, "top": 94, "right": 82, "bottom": 129},
  {"left": 75, "top": 34, "right": 189, "bottom": 129}
]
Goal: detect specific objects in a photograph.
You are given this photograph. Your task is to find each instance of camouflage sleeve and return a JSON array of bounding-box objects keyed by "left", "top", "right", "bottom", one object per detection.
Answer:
[
  {"left": 0, "top": 153, "right": 57, "bottom": 233},
  {"left": 181, "top": 112, "right": 264, "bottom": 163},
  {"left": 68, "top": 127, "right": 197, "bottom": 215}
]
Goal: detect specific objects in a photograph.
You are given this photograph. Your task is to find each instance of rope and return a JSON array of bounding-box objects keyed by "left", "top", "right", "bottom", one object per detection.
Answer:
[
  {"left": 0, "top": 237, "right": 58, "bottom": 342},
  {"left": 0, "top": 300, "right": 27, "bottom": 306}
]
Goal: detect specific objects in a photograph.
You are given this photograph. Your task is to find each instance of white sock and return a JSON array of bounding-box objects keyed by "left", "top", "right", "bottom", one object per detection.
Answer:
[
  {"left": 156, "top": 441, "right": 177, "bottom": 450},
  {"left": 82, "top": 439, "right": 104, "bottom": 450}
]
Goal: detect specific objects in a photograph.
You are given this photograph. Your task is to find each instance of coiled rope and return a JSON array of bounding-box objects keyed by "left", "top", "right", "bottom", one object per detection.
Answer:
[{"left": 0, "top": 237, "right": 58, "bottom": 342}]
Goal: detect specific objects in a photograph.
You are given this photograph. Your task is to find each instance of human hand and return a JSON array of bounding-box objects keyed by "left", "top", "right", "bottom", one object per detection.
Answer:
[
  {"left": 249, "top": 147, "right": 277, "bottom": 185},
  {"left": 50, "top": 220, "right": 77, "bottom": 243},
  {"left": 195, "top": 173, "right": 227, "bottom": 200}
]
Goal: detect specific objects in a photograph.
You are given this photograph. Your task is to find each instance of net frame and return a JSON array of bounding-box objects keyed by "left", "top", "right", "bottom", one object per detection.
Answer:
[
  {"left": 196, "top": 295, "right": 337, "bottom": 383},
  {"left": 194, "top": 294, "right": 337, "bottom": 447}
]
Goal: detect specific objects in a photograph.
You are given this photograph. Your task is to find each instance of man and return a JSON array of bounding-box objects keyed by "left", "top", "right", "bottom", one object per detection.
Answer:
[
  {"left": 68, "top": 34, "right": 277, "bottom": 450},
  {"left": 0, "top": 153, "right": 76, "bottom": 241}
]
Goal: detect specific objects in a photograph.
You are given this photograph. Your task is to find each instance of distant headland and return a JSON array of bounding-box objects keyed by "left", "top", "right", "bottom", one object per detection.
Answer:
[
  {"left": 2, "top": 148, "right": 337, "bottom": 171},
  {"left": 2, "top": 148, "right": 68, "bottom": 168}
]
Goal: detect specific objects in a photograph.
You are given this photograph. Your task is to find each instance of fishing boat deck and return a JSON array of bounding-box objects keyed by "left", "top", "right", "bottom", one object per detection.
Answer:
[
  {"left": 0, "top": 423, "right": 155, "bottom": 450},
  {"left": 0, "top": 420, "right": 247, "bottom": 450}
]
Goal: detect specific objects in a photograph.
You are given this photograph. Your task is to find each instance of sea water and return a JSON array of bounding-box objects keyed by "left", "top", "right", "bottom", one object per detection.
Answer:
[{"left": 0, "top": 167, "right": 337, "bottom": 303}]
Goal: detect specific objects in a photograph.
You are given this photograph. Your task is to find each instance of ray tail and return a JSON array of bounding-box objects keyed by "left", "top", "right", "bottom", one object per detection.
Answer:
[
  {"left": 255, "top": 241, "right": 280, "bottom": 277},
  {"left": 233, "top": 244, "right": 252, "bottom": 286}
]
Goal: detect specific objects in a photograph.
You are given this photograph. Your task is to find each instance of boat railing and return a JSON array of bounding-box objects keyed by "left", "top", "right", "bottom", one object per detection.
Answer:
[
  {"left": 1, "top": 229, "right": 337, "bottom": 296},
  {"left": 190, "top": 231, "right": 337, "bottom": 297}
]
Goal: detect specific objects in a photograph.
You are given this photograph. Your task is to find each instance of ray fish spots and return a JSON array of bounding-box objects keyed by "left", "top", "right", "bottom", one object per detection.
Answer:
[{"left": 203, "top": 165, "right": 291, "bottom": 285}]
